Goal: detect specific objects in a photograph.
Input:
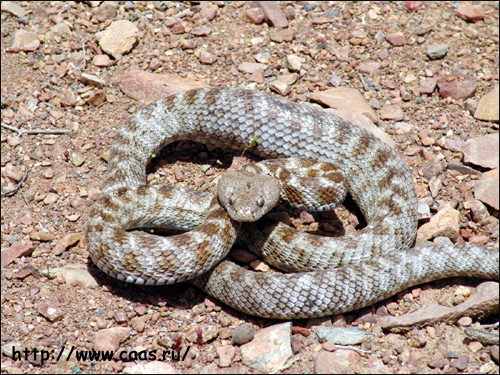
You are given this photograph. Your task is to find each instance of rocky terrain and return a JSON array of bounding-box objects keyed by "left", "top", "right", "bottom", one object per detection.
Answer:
[{"left": 1, "top": 1, "right": 499, "bottom": 373}]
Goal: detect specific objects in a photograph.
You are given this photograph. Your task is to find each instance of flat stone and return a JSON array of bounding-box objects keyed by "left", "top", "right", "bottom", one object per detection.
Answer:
[
  {"left": 285, "top": 54, "right": 304, "bottom": 72},
  {"left": 474, "top": 85, "right": 499, "bottom": 122},
  {"left": 417, "top": 206, "right": 460, "bottom": 241},
  {"left": 380, "top": 105, "right": 404, "bottom": 121},
  {"left": 123, "top": 361, "right": 178, "bottom": 374},
  {"left": 316, "top": 327, "right": 371, "bottom": 345},
  {"left": 269, "top": 28, "right": 295, "bottom": 43},
  {"left": 8, "top": 30, "right": 39, "bottom": 52},
  {"left": 0, "top": 241, "right": 34, "bottom": 268},
  {"left": 437, "top": 73, "right": 477, "bottom": 100},
  {"left": 462, "top": 133, "right": 499, "bottom": 169},
  {"left": 238, "top": 62, "right": 268, "bottom": 74},
  {"left": 120, "top": 71, "right": 208, "bottom": 104},
  {"left": 386, "top": 32, "right": 405, "bottom": 46},
  {"left": 96, "top": 20, "right": 138, "bottom": 58},
  {"left": 474, "top": 169, "right": 499, "bottom": 210},
  {"left": 356, "top": 61, "right": 380, "bottom": 76},
  {"left": 456, "top": 4, "right": 485, "bottom": 22},
  {"left": 245, "top": 8, "right": 265, "bottom": 24},
  {"left": 93, "top": 327, "right": 131, "bottom": 351},
  {"left": 427, "top": 44, "right": 449, "bottom": 60},
  {"left": 310, "top": 87, "right": 378, "bottom": 122},
  {"left": 241, "top": 322, "right": 292, "bottom": 373},
  {"left": 315, "top": 349, "right": 361, "bottom": 374},
  {"left": 253, "top": 1, "right": 288, "bottom": 28},
  {"left": 1, "top": 2, "right": 27, "bottom": 17}
]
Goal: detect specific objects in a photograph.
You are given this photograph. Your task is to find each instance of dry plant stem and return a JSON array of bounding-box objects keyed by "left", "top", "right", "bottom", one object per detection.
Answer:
[{"left": 1, "top": 123, "right": 70, "bottom": 136}]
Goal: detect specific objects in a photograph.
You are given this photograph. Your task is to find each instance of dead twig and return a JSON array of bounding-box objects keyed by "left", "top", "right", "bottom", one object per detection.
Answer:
[
  {"left": 2, "top": 170, "right": 28, "bottom": 197},
  {"left": 2, "top": 123, "right": 70, "bottom": 136}
]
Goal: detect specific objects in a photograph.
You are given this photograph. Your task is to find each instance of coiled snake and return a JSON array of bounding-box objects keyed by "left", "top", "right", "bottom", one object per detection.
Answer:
[{"left": 86, "top": 87, "right": 498, "bottom": 319}]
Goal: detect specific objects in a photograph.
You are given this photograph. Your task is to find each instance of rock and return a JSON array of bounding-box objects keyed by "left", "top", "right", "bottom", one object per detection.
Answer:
[
  {"left": 386, "top": 32, "right": 405, "bottom": 46},
  {"left": 200, "top": 2, "right": 217, "bottom": 21},
  {"left": 437, "top": 73, "right": 477, "bottom": 100},
  {"left": 93, "top": 2, "right": 117, "bottom": 22},
  {"left": 255, "top": 51, "right": 270, "bottom": 64},
  {"left": 30, "top": 231, "right": 56, "bottom": 241},
  {"left": 380, "top": 282, "right": 499, "bottom": 331},
  {"left": 60, "top": 89, "right": 77, "bottom": 107},
  {"left": 491, "top": 346, "right": 499, "bottom": 364},
  {"left": 269, "top": 28, "right": 295, "bottom": 43},
  {"left": 248, "top": 69, "right": 265, "bottom": 84},
  {"left": 120, "top": 71, "right": 207, "bottom": 104},
  {"left": 315, "top": 349, "right": 361, "bottom": 374},
  {"left": 3, "top": 164, "right": 25, "bottom": 182},
  {"left": 474, "top": 169, "right": 499, "bottom": 210},
  {"left": 52, "top": 233, "right": 81, "bottom": 256},
  {"left": 269, "top": 74, "right": 297, "bottom": 96},
  {"left": 450, "top": 355, "right": 470, "bottom": 371},
  {"left": 7, "top": 29, "right": 39, "bottom": 52},
  {"left": 123, "top": 361, "right": 178, "bottom": 374},
  {"left": 180, "top": 39, "right": 196, "bottom": 50},
  {"left": 310, "top": 87, "right": 378, "bottom": 122},
  {"left": 469, "top": 199, "right": 490, "bottom": 223},
  {"left": 238, "top": 62, "right": 268, "bottom": 74},
  {"left": 417, "top": 206, "right": 460, "bottom": 241},
  {"left": 1, "top": 2, "right": 27, "bottom": 17},
  {"left": 245, "top": 8, "right": 265, "bottom": 24},
  {"left": 232, "top": 323, "right": 254, "bottom": 345},
  {"left": 428, "top": 351, "right": 446, "bottom": 369},
  {"left": 464, "top": 26, "right": 479, "bottom": 39},
  {"left": 38, "top": 302, "right": 64, "bottom": 322},
  {"left": 285, "top": 54, "right": 304, "bottom": 72},
  {"left": 316, "top": 327, "right": 371, "bottom": 345},
  {"left": 93, "top": 327, "right": 131, "bottom": 351},
  {"left": 241, "top": 322, "right": 292, "bottom": 373},
  {"left": 405, "top": 1, "right": 423, "bottom": 12},
  {"left": 41, "top": 264, "right": 99, "bottom": 288},
  {"left": 199, "top": 49, "right": 217, "bottom": 64},
  {"left": 1, "top": 241, "right": 34, "bottom": 268},
  {"left": 70, "top": 151, "right": 85, "bottom": 167},
  {"left": 79, "top": 73, "right": 106, "bottom": 88},
  {"left": 325, "top": 109, "right": 396, "bottom": 149},
  {"left": 96, "top": 20, "right": 138, "bottom": 58},
  {"left": 253, "top": 1, "right": 288, "bottom": 28},
  {"left": 130, "top": 316, "right": 146, "bottom": 333},
  {"left": 216, "top": 345, "right": 235, "bottom": 367},
  {"left": 474, "top": 85, "right": 499, "bottom": 122},
  {"left": 356, "top": 61, "right": 380, "bottom": 76},
  {"left": 379, "top": 105, "right": 404, "bottom": 121},
  {"left": 426, "top": 44, "right": 449, "bottom": 60},
  {"left": 191, "top": 26, "right": 212, "bottom": 37},
  {"left": 462, "top": 133, "right": 499, "bottom": 169},
  {"left": 420, "top": 78, "right": 438, "bottom": 94},
  {"left": 457, "top": 316, "right": 472, "bottom": 327},
  {"left": 456, "top": 4, "right": 485, "bottom": 22}
]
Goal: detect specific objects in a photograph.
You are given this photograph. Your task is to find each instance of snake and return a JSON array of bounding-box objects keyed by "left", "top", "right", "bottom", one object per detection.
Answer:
[{"left": 86, "top": 87, "right": 499, "bottom": 319}]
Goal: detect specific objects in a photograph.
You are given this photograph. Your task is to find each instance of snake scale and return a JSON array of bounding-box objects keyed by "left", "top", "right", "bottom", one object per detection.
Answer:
[{"left": 86, "top": 87, "right": 499, "bottom": 319}]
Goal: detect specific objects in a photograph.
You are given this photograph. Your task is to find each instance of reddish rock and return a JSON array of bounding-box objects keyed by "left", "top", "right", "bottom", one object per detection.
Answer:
[
  {"left": 405, "top": 1, "right": 423, "bottom": 12},
  {"left": 386, "top": 32, "right": 405, "bottom": 46},
  {"left": 253, "top": 1, "right": 288, "bottom": 28},
  {"left": 120, "top": 71, "right": 208, "bottom": 104},
  {"left": 456, "top": 4, "right": 485, "bottom": 22},
  {"left": 245, "top": 8, "right": 265, "bottom": 24},
  {"left": 437, "top": 73, "right": 477, "bottom": 100}
]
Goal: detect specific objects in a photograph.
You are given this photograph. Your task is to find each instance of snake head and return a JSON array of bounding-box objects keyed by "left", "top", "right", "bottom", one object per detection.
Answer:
[{"left": 217, "top": 171, "right": 280, "bottom": 222}]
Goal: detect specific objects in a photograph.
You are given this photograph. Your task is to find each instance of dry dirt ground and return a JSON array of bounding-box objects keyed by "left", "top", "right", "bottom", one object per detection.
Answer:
[{"left": 1, "top": 1, "right": 499, "bottom": 374}]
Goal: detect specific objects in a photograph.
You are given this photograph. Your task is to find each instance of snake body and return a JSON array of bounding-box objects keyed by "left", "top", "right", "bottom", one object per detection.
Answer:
[{"left": 86, "top": 87, "right": 498, "bottom": 318}]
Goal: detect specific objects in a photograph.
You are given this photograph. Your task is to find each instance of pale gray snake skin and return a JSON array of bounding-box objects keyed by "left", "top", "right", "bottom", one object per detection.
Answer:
[{"left": 86, "top": 87, "right": 499, "bottom": 319}]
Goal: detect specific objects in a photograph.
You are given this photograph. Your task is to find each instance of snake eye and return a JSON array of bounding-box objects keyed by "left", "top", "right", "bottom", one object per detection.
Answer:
[
  {"left": 257, "top": 197, "right": 265, "bottom": 207},
  {"left": 229, "top": 195, "right": 235, "bottom": 205}
]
